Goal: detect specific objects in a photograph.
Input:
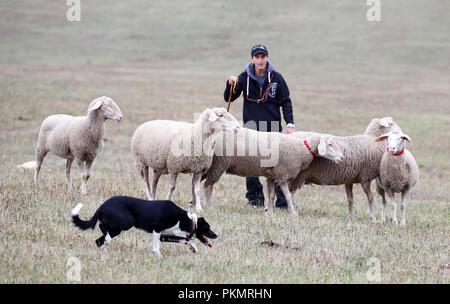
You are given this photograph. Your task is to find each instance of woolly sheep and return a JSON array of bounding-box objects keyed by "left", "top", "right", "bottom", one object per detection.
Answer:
[
  {"left": 130, "top": 108, "right": 240, "bottom": 211},
  {"left": 34, "top": 96, "right": 123, "bottom": 195},
  {"left": 17, "top": 160, "right": 36, "bottom": 170},
  {"left": 375, "top": 131, "right": 419, "bottom": 226},
  {"left": 288, "top": 117, "right": 402, "bottom": 222},
  {"left": 202, "top": 128, "right": 344, "bottom": 216}
]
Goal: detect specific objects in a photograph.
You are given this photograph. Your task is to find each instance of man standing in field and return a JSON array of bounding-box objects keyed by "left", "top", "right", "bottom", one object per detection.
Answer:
[{"left": 224, "top": 44, "right": 295, "bottom": 209}]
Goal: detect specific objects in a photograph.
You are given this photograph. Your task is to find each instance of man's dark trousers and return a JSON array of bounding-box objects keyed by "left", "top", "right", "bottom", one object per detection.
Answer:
[
  {"left": 245, "top": 123, "right": 288, "bottom": 208},
  {"left": 246, "top": 177, "right": 287, "bottom": 207}
]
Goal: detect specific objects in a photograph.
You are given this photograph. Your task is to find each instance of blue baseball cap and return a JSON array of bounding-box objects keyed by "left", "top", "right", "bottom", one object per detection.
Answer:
[{"left": 251, "top": 44, "right": 268, "bottom": 57}]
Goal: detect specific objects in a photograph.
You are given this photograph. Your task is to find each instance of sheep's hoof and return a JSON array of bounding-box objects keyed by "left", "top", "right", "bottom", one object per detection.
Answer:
[
  {"left": 370, "top": 216, "right": 377, "bottom": 224},
  {"left": 400, "top": 220, "right": 406, "bottom": 226},
  {"left": 392, "top": 219, "right": 398, "bottom": 226}
]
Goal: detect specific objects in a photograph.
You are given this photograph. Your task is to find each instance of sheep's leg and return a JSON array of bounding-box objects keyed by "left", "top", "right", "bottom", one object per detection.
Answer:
[
  {"left": 290, "top": 178, "right": 304, "bottom": 207},
  {"left": 265, "top": 179, "right": 275, "bottom": 215},
  {"left": 345, "top": 184, "right": 355, "bottom": 220},
  {"left": 76, "top": 159, "right": 87, "bottom": 195},
  {"left": 82, "top": 159, "right": 94, "bottom": 195},
  {"left": 279, "top": 181, "right": 298, "bottom": 216},
  {"left": 189, "top": 175, "right": 196, "bottom": 206},
  {"left": 165, "top": 173, "right": 178, "bottom": 200},
  {"left": 376, "top": 178, "right": 387, "bottom": 223},
  {"left": 84, "top": 159, "right": 93, "bottom": 182},
  {"left": 203, "top": 182, "right": 214, "bottom": 208},
  {"left": 151, "top": 170, "right": 161, "bottom": 200},
  {"left": 66, "top": 158, "right": 74, "bottom": 190},
  {"left": 386, "top": 189, "right": 397, "bottom": 225},
  {"left": 291, "top": 188, "right": 297, "bottom": 198},
  {"left": 361, "top": 181, "right": 376, "bottom": 223},
  {"left": 142, "top": 166, "right": 151, "bottom": 200},
  {"left": 192, "top": 173, "right": 203, "bottom": 211},
  {"left": 400, "top": 188, "right": 410, "bottom": 226},
  {"left": 380, "top": 196, "right": 387, "bottom": 224},
  {"left": 34, "top": 149, "right": 48, "bottom": 187},
  {"left": 202, "top": 170, "right": 223, "bottom": 208}
]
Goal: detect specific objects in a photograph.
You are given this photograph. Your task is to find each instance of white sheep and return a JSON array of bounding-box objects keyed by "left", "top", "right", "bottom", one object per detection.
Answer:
[
  {"left": 17, "top": 161, "right": 36, "bottom": 170},
  {"left": 375, "top": 131, "right": 419, "bottom": 226},
  {"left": 288, "top": 117, "right": 402, "bottom": 222},
  {"left": 34, "top": 96, "right": 123, "bottom": 195},
  {"left": 130, "top": 108, "right": 240, "bottom": 211},
  {"left": 202, "top": 128, "right": 344, "bottom": 216}
]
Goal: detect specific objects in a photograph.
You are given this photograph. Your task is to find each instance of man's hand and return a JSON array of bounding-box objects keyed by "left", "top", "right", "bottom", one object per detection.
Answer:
[
  {"left": 285, "top": 126, "right": 295, "bottom": 134},
  {"left": 228, "top": 76, "right": 238, "bottom": 85}
]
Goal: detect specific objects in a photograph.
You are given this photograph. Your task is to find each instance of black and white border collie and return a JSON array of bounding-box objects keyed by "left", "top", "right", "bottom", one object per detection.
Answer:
[{"left": 71, "top": 196, "right": 217, "bottom": 255}]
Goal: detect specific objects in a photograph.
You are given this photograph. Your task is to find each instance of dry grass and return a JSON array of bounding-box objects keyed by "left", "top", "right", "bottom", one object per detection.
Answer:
[{"left": 0, "top": 0, "right": 449, "bottom": 283}]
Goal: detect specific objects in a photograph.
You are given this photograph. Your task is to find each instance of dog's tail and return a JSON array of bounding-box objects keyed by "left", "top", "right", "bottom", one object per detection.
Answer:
[{"left": 71, "top": 203, "right": 100, "bottom": 231}]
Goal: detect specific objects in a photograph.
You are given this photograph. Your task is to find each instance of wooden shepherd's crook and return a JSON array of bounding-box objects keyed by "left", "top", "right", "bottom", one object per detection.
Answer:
[{"left": 226, "top": 80, "right": 237, "bottom": 112}]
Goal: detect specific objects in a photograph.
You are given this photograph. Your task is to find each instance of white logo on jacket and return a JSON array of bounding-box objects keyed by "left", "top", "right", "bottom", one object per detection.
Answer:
[{"left": 268, "top": 82, "right": 278, "bottom": 98}]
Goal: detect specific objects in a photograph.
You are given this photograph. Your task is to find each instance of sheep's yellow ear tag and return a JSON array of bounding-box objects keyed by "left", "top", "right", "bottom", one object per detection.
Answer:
[{"left": 209, "top": 112, "right": 218, "bottom": 122}]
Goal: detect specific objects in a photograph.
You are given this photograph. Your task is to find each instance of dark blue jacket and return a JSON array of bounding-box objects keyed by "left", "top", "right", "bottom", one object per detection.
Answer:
[{"left": 224, "top": 61, "right": 294, "bottom": 132}]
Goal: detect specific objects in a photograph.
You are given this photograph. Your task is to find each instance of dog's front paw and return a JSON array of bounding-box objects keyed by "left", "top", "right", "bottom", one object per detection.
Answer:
[{"left": 188, "top": 243, "right": 198, "bottom": 253}]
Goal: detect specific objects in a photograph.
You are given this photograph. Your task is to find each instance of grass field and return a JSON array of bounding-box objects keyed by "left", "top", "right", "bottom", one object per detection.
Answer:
[{"left": 0, "top": 0, "right": 449, "bottom": 283}]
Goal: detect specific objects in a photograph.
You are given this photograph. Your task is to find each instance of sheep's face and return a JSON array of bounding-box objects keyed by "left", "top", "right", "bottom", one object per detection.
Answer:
[
  {"left": 318, "top": 138, "right": 344, "bottom": 163},
  {"left": 375, "top": 131, "right": 411, "bottom": 155},
  {"left": 88, "top": 96, "right": 123, "bottom": 122},
  {"left": 203, "top": 108, "right": 240, "bottom": 134}
]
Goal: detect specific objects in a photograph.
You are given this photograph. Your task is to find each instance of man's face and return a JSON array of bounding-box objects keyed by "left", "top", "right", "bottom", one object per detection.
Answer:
[{"left": 252, "top": 53, "right": 269, "bottom": 71}]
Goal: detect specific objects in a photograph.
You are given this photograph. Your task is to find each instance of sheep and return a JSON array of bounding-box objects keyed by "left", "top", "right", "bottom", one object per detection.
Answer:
[
  {"left": 374, "top": 131, "right": 419, "bottom": 226},
  {"left": 17, "top": 161, "right": 36, "bottom": 170},
  {"left": 130, "top": 108, "right": 240, "bottom": 211},
  {"left": 34, "top": 96, "right": 123, "bottom": 195},
  {"left": 202, "top": 128, "right": 344, "bottom": 216},
  {"left": 288, "top": 117, "right": 402, "bottom": 222}
]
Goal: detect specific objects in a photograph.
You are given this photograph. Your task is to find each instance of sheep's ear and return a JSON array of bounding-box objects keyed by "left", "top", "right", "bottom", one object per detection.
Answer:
[
  {"left": 208, "top": 111, "right": 219, "bottom": 122},
  {"left": 401, "top": 134, "right": 412, "bottom": 142},
  {"left": 375, "top": 134, "right": 389, "bottom": 142},
  {"left": 318, "top": 139, "right": 327, "bottom": 156},
  {"left": 88, "top": 97, "right": 104, "bottom": 112},
  {"left": 379, "top": 117, "right": 392, "bottom": 127}
]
